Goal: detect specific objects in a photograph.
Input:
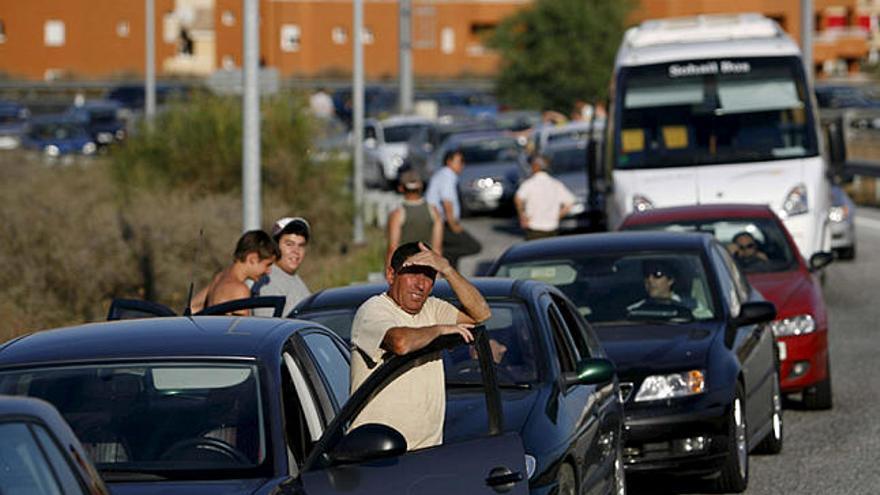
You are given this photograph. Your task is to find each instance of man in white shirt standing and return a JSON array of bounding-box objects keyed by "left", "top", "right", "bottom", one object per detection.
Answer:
[{"left": 514, "top": 155, "right": 576, "bottom": 240}]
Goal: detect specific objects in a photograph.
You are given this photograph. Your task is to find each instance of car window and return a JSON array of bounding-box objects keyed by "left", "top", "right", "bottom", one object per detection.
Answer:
[
  {"left": 552, "top": 294, "right": 603, "bottom": 358},
  {"left": 624, "top": 217, "right": 798, "bottom": 273},
  {"left": 297, "top": 308, "right": 356, "bottom": 341},
  {"left": 497, "top": 252, "right": 717, "bottom": 325},
  {"left": 31, "top": 424, "right": 88, "bottom": 495},
  {"left": 301, "top": 332, "right": 350, "bottom": 409},
  {"left": 0, "top": 422, "right": 65, "bottom": 495},
  {"left": 710, "top": 245, "right": 742, "bottom": 317},
  {"left": 546, "top": 301, "right": 577, "bottom": 372},
  {"left": 0, "top": 363, "right": 267, "bottom": 479}
]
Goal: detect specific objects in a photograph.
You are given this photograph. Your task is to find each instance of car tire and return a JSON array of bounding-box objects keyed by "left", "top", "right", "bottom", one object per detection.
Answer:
[
  {"left": 715, "top": 384, "right": 748, "bottom": 493},
  {"left": 754, "top": 370, "right": 783, "bottom": 455},
  {"left": 556, "top": 462, "right": 577, "bottom": 495},
  {"left": 836, "top": 246, "right": 856, "bottom": 260},
  {"left": 804, "top": 359, "right": 833, "bottom": 410}
]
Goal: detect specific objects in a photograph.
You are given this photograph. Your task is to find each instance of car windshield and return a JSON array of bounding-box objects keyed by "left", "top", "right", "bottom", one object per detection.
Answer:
[
  {"left": 496, "top": 253, "right": 717, "bottom": 324},
  {"left": 615, "top": 56, "right": 818, "bottom": 169},
  {"left": 0, "top": 362, "right": 266, "bottom": 479},
  {"left": 88, "top": 110, "right": 118, "bottom": 124},
  {"left": 546, "top": 145, "right": 589, "bottom": 174},
  {"left": 300, "top": 300, "right": 539, "bottom": 386},
  {"left": 384, "top": 123, "right": 430, "bottom": 143},
  {"left": 458, "top": 137, "right": 522, "bottom": 165},
  {"left": 626, "top": 218, "right": 799, "bottom": 273}
]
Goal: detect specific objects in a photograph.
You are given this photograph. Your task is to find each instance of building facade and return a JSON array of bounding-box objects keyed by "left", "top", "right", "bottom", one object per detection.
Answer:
[{"left": 0, "top": 0, "right": 873, "bottom": 81}]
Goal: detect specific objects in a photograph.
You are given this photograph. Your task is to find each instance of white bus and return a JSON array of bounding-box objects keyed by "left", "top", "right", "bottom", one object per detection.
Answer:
[{"left": 604, "top": 13, "right": 830, "bottom": 257}]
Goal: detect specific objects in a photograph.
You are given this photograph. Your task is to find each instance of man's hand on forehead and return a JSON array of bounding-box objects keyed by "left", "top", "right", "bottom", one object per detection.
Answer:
[{"left": 401, "top": 242, "right": 452, "bottom": 276}]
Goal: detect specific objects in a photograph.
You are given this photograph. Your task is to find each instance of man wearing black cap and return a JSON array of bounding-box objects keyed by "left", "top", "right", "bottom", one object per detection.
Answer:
[
  {"left": 252, "top": 217, "right": 312, "bottom": 317},
  {"left": 349, "top": 241, "right": 491, "bottom": 450},
  {"left": 385, "top": 167, "right": 444, "bottom": 268}
]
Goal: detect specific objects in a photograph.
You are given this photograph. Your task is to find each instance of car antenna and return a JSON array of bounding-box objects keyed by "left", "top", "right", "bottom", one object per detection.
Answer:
[{"left": 183, "top": 227, "right": 205, "bottom": 317}]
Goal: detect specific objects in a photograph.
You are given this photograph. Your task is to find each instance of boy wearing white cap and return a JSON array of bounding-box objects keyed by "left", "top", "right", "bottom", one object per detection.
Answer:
[{"left": 252, "top": 217, "right": 312, "bottom": 317}]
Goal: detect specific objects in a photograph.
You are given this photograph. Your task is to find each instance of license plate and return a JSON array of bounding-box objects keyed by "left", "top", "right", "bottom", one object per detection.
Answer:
[{"left": 777, "top": 341, "right": 787, "bottom": 361}]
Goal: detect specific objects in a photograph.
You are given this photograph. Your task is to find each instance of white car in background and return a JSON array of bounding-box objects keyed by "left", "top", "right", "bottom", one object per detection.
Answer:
[
  {"left": 829, "top": 184, "right": 857, "bottom": 259},
  {"left": 363, "top": 115, "right": 434, "bottom": 189}
]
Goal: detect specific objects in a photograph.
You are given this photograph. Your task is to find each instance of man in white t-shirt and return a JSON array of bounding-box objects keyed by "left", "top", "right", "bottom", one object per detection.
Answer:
[
  {"left": 349, "top": 241, "right": 492, "bottom": 450},
  {"left": 514, "top": 155, "right": 576, "bottom": 240}
]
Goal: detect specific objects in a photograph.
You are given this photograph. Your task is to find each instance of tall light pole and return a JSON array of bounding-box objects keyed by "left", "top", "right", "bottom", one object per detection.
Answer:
[
  {"left": 353, "top": 0, "right": 365, "bottom": 244},
  {"left": 242, "top": 0, "right": 261, "bottom": 231},
  {"left": 801, "top": 0, "right": 814, "bottom": 84},
  {"left": 399, "top": 0, "right": 413, "bottom": 114},
  {"left": 145, "top": 0, "right": 156, "bottom": 123}
]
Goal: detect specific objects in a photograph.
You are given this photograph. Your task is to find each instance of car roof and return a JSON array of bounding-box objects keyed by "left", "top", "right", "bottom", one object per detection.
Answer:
[
  {"left": 495, "top": 232, "right": 714, "bottom": 265},
  {"left": 621, "top": 204, "right": 777, "bottom": 227},
  {"left": 0, "top": 317, "right": 325, "bottom": 369},
  {"left": 296, "top": 277, "right": 540, "bottom": 314}
]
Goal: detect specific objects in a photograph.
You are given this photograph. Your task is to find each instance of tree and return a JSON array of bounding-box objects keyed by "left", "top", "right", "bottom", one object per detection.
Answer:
[{"left": 488, "top": 0, "right": 633, "bottom": 113}]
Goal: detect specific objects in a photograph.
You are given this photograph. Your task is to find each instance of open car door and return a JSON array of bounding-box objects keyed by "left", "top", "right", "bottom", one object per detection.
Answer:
[
  {"left": 299, "top": 327, "right": 529, "bottom": 495},
  {"left": 106, "top": 296, "right": 286, "bottom": 320}
]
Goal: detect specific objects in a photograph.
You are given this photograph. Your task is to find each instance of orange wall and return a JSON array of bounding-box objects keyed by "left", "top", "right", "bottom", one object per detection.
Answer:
[{"left": 0, "top": 0, "right": 176, "bottom": 80}]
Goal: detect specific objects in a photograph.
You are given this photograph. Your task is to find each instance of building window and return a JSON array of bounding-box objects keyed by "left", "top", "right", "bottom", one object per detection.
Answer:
[
  {"left": 413, "top": 6, "right": 436, "bottom": 49},
  {"left": 221, "top": 10, "right": 236, "bottom": 27},
  {"left": 0, "top": 20, "right": 6, "bottom": 43},
  {"left": 163, "top": 12, "right": 178, "bottom": 43},
  {"left": 332, "top": 26, "right": 347, "bottom": 45},
  {"left": 362, "top": 26, "right": 374, "bottom": 45},
  {"left": 280, "top": 24, "right": 301, "bottom": 52},
  {"left": 117, "top": 21, "right": 130, "bottom": 38},
  {"left": 44, "top": 20, "right": 65, "bottom": 47},
  {"left": 441, "top": 27, "right": 454, "bottom": 54}
]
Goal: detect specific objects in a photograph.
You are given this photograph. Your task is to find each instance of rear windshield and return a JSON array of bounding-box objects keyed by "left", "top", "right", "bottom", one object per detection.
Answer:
[{"left": 0, "top": 362, "right": 267, "bottom": 480}]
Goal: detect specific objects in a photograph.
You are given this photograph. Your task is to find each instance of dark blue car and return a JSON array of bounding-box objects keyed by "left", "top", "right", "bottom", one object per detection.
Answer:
[
  {"left": 0, "top": 300, "right": 535, "bottom": 494},
  {"left": 489, "top": 232, "right": 783, "bottom": 493},
  {"left": 22, "top": 115, "right": 96, "bottom": 157},
  {"left": 0, "top": 395, "right": 110, "bottom": 494},
  {"left": 66, "top": 100, "right": 126, "bottom": 146},
  {"left": 294, "top": 278, "right": 626, "bottom": 495}
]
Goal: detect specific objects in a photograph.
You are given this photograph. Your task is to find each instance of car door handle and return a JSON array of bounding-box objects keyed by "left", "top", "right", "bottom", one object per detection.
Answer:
[{"left": 486, "top": 466, "right": 524, "bottom": 492}]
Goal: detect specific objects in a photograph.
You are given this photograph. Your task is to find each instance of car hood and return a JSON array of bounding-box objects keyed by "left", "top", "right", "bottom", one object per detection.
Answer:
[
  {"left": 747, "top": 270, "right": 813, "bottom": 318},
  {"left": 595, "top": 323, "right": 718, "bottom": 378},
  {"left": 445, "top": 387, "right": 539, "bottom": 441},
  {"left": 109, "top": 478, "right": 276, "bottom": 495},
  {"left": 458, "top": 162, "right": 523, "bottom": 186},
  {"left": 556, "top": 172, "right": 588, "bottom": 201}
]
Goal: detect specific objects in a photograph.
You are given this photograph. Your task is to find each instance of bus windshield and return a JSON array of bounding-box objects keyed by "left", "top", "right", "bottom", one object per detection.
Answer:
[{"left": 614, "top": 56, "right": 818, "bottom": 170}]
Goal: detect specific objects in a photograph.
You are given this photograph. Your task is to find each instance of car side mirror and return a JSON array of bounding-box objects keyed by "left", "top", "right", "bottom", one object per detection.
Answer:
[
  {"left": 809, "top": 251, "right": 834, "bottom": 272},
  {"left": 327, "top": 424, "right": 407, "bottom": 465},
  {"left": 562, "top": 358, "right": 615, "bottom": 387},
  {"left": 733, "top": 301, "right": 776, "bottom": 327}
]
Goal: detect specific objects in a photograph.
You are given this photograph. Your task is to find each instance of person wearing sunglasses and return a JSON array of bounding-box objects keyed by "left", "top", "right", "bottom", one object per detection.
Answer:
[
  {"left": 626, "top": 259, "right": 687, "bottom": 315},
  {"left": 729, "top": 231, "right": 769, "bottom": 269}
]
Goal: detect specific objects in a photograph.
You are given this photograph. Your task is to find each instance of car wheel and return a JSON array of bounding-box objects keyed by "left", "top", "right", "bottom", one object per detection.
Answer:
[
  {"left": 715, "top": 384, "right": 748, "bottom": 493},
  {"left": 804, "top": 359, "right": 833, "bottom": 410},
  {"left": 836, "top": 246, "right": 856, "bottom": 260},
  {"left": 556, "top": 462, "right": 577, "bottom": 495},
  {"left": 754, "top": 370, "right": 783, "bottom": 455},
  {"left": 613, "top": 445, "right": 627, "bottom": 495}
]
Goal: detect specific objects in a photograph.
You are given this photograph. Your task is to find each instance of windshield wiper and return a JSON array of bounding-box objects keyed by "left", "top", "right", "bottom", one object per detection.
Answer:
[{"left": 99, "top": 469, "right": 168, "bottom": 481}]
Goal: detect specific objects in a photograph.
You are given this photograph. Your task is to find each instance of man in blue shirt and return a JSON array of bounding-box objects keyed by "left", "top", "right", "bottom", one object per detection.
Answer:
[{"left": 425, "top": 149, "right": 482, "bottom": 269}]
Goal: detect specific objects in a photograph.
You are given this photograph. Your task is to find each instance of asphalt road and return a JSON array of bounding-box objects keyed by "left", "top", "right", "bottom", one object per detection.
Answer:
[{"left": 459, "top": 208, "right": 880, "bottom": 494}]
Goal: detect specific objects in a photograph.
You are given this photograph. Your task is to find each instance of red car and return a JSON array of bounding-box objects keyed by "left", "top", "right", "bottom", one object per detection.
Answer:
[{"left": 620, "top": 204, "right": 834, "bottom": 409}]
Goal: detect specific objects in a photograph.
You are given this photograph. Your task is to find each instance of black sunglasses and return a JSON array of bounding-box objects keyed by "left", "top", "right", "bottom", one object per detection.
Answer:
[{"left": 646, "top": 270, "right": 669, "bottom": 279}]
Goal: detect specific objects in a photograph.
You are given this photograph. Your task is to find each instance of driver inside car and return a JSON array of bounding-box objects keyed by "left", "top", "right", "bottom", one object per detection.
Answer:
[{"left": 627, "top": 260, "right": 682, "bottom": 312}]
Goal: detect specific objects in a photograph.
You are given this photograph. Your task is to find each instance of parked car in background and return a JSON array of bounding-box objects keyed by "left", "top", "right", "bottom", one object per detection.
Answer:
[
  {"left": 829, "top": 185, "right": 856, "bottom": 260},
  {"left": 533, "top": 120, "right": 604, "bottom": 155},
  {"left": 490, "top": 232, "right": 784, "bottom": 492},
  {"left": 620, "top": 204, "right": 835, "bottom": 409},
  {"left": 0, "top": 100, "right": 30, "bottom": 150},
  {"left": 0, "top": 395, "right": 110, "bottom": 495},
  {"left": 363, "top": 115, "right": 434, "bottom": 189},
  {"left": 405, "top": 118, "right": 498, "bottom": 179},
  {"left": 107, "top": 82, "right": 192, "bottom": 112},
  {"left": 65, "top": 100, "right": 126, "bottom": 147},
  {"left": 294, "top": 278, "right": 626, "bottom": 495},
  {"left": 542, "top": 139, "right": 604, "bottom": 233},
  {"left": 0, "top": 300, "right": 532, "bottom": 494},
  {"left": 22, "top": 116, "right": 96, "bottom": 158},
  {"left": 434, "top": 131, "right": 529, "bottom": 215}
]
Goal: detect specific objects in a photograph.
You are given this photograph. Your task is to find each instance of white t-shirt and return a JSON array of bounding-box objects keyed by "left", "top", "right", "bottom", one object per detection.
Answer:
[
  {"left": 515, "top": 171, "right": 576, "bottom": 232},
  {"left": 349, "top": 293, "right": 459, "bottom": 450}
]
